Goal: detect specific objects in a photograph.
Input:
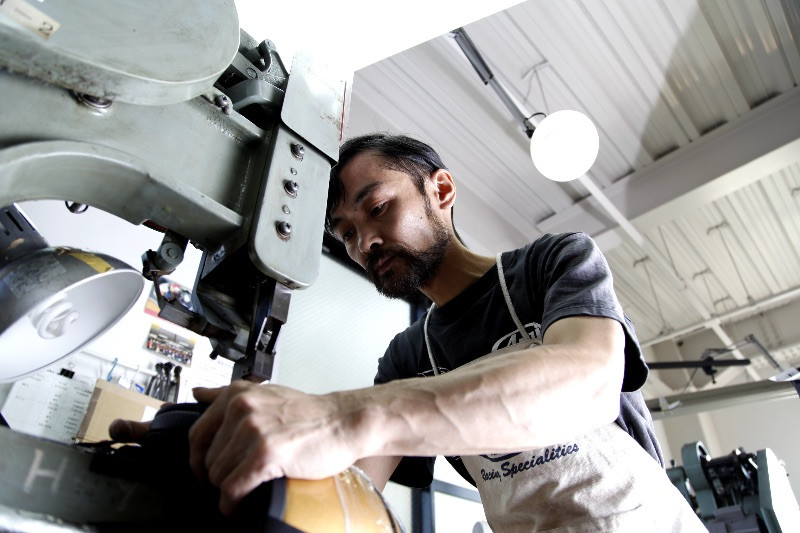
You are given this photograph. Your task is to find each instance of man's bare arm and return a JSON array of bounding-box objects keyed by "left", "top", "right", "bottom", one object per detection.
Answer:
[
  {"left": 353, "top": 315, "right": 624, "bottom": 457},
  {"left": 188, "top": 314, "right": 624, "bottom": 514}
]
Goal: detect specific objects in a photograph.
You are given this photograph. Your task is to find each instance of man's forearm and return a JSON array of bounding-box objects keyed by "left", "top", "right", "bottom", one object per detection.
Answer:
[{"left": 334, "top": 317, "right": 625, "bottom": 460}]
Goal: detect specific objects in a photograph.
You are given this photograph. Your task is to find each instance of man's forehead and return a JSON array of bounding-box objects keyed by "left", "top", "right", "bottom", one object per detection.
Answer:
[
  {"left": 337, "top": 154, "right": 405, "bottom": 199},
  {"left": 339, "top": 151, "right": 392, "bottom": 182}
]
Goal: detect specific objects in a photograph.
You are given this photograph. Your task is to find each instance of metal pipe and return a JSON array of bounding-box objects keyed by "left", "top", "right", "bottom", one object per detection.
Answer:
[
  {"left": 450, "top": 28, "right": 536, "bottom": 135},
  {"left": 642, "top": 285, "right": 800, "bottom": 347},
  {"left": 647, "top": 379, "right": 797, "bottom": 420}
]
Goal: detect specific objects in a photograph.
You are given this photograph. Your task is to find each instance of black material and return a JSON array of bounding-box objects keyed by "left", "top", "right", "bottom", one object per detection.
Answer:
[
  {"left": 86, "top": 402, "right": 296, "bottom": 531},
  {"left": 0, "top": 411, "right": 8, "bottom": 427},
  {"left": 647, "top": 359, "right": 751, "bottom": 370}
]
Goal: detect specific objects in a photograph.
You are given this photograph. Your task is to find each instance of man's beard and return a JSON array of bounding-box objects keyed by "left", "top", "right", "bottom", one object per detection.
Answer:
[{"left": 366, "top": 218, "right": 451, "bottom": 299}]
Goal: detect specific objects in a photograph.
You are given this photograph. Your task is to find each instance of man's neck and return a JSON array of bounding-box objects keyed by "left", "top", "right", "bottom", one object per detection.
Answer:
[{"left": 421, "top": 244, "right": 496, "bottom": 307}]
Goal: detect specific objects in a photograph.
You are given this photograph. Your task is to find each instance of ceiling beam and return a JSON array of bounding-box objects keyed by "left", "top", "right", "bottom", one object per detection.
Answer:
[
  {"left": 646, "top": 379, "right": 798, "bottom": 420},
  {"left": 538, "top": 87, "right": 800, "bottom": 241}
]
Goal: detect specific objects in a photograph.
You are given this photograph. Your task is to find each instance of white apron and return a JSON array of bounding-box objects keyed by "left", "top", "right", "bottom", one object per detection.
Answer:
[
  {"left": 461, "top": 423, "right": 705, "bottom": 532},
  {"left": 422, "top": 254, "right": 705, "bottom": 532}
]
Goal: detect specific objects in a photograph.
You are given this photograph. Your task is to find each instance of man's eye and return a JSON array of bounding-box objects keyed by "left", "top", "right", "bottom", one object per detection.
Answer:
[
  {"left": 370, "top": 203, "right": 385, "bottom": 217},
  {"left": 342, "top": 229, "right": 354, "bottom": 242}
]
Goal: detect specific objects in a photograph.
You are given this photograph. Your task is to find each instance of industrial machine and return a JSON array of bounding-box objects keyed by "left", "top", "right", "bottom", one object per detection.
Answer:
[
  {"left": 0, "top": 1, "right": 403, "bottom": 530},
  {"left": 0, "top": 0, "right": 345, "bottom": 384},
  {"left": 667, "top": 442, "right": 800, "bottom": 532}
]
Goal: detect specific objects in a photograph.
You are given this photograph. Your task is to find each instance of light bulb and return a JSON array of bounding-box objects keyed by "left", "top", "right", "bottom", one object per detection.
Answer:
[{"left": 530, "top": 110, "right": 599, "bottom": 182}]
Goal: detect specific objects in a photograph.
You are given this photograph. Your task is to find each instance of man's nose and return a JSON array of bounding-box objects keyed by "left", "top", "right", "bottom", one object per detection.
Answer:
[{"left": 358, "top": 228, "right": 382, "bottom": 256}]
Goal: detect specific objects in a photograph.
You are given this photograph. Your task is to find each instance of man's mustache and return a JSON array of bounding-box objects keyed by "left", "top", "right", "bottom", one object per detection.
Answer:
[{"left": 366, "top": 246, "right": 415, "bottom": 277}]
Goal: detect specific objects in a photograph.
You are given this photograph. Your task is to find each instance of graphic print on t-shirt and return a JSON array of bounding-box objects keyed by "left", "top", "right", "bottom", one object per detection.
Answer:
[
  {"left": 418, "top": 321, "right": 542, "bottom": 377},
  {"left": 491, "top": 321, "right": 541, "bottom": 351}
]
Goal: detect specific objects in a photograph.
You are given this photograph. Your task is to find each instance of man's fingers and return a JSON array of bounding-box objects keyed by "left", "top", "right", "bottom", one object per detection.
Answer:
[
  {"left": 189, "top": 420, "right": 216, "bottom": 481},
  {"left": 192, "top": 386, "right": 225, "bottom": 403},
  {"left": 218, "top": 458, "right": 281, "bottom": 516},
  {"left": 108, "top": 419, "right": 151, "bottom": 442},
  {"left": 188, "top": 392, "right": 229, "bottom": 481}
]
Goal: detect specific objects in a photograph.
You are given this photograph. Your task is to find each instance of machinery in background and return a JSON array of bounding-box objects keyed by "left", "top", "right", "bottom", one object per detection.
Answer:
[{"left": 667, "top": 441, "right": 800, "bottom": 532}]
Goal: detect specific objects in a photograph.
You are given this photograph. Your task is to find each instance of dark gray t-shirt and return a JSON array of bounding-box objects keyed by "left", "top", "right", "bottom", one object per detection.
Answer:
[{"left": 374, "top": 232, "right": 663, "bottom": 487}]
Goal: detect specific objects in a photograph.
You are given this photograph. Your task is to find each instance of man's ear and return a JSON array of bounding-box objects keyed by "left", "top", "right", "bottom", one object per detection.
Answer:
[{"left": 431, "top": 169, "right": 456, "bottom": 210}]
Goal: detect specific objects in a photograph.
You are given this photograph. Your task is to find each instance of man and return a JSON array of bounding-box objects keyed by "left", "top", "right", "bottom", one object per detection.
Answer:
[{"left": 114, "top": 134, "right": 703, "bottom": 530}]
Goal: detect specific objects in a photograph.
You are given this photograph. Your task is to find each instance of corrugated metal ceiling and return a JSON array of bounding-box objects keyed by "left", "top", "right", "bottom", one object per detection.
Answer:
[{"left": 346, "top": 0, "right": 800, "bottom": 392}]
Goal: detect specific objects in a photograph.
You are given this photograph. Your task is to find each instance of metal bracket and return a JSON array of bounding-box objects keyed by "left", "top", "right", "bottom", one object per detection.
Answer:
[{"left": 232, "top": 280, "right": 292, "bottom": 382}]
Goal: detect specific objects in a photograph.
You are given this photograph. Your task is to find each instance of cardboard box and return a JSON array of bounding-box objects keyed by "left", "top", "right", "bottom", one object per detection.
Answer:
[{"left": 75, "top": 379, "right": 164, "bottom": 443}]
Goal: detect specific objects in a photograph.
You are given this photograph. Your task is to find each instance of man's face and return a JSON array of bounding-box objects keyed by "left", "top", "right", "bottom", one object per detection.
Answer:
[{"left": 329, "top": 152, "right": 452, "bottom": 299}]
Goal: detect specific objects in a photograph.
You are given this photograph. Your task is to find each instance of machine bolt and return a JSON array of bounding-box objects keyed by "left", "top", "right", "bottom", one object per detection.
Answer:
[
  {"left": 283, "top": 180, "right": 300, "bottom": 197},
  {"left": 73, "top": 92, "right": 112, "bottom": 113},
  {"left": 290, "top": 143, "right": 305, "bottom": 161},
  {"left": 246, "top": 67, "right": 258, "bottom": 79},
  {"left": 276, "top": 221, "right": 292, "bottom": 238},
  {"left": 282, "top": 205, "right": 291, "bottom": 214},
  {"left": 64, "top": 201, "right": 89, "bottom": 214},
  {"left": 214, "top": 94, "right": 232, "bottom": 114},
  {"left": 290, "top": 168, "right": 297, "bottom": 175}
]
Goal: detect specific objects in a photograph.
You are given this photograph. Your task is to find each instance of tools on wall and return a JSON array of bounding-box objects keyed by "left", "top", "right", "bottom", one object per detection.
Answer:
[{"left": 144, "top": 362, "right": 181, "bottom": 402}]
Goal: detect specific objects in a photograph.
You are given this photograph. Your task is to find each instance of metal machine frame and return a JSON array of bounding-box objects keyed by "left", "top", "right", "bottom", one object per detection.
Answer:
[
  {"left": 0, "top": 1, "right": 352, "bottom": 528},
  {"left": 0, "top": 0, "right": 348, "bottom": 382}
]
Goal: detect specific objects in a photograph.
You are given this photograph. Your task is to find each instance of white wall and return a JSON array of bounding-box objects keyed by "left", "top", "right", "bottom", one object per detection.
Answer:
[{"left": 272, "top": 255, "right": 410, "bottom": 394}]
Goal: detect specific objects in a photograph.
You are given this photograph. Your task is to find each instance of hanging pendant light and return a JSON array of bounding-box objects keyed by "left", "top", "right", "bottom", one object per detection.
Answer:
[{"left": 530, "top": 109, "right": 600, "bottom": 182}]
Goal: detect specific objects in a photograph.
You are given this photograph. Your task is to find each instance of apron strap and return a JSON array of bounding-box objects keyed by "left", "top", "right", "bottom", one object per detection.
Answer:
[{"left": 496, "top": 252, "right": 531, "bottom": 342}]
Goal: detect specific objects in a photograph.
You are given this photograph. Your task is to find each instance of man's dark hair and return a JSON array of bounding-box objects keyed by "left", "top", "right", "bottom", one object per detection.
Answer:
[{"left": 326, "top": 133, "right": 464, "bottom": 243}]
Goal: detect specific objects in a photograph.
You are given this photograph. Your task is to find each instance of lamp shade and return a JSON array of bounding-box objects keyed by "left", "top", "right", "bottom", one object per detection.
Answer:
[
  {"left": 0, "top": 248, "right": 143, "bottom": 382},
  {"left": 0, "top": 204, "right": 144, "bottom": 382},
  {"left": 530, "top": 110, "right": 599, "bottom": 182}
]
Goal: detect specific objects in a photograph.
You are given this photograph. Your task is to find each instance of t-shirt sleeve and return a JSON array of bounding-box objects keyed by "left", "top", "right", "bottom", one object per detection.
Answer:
[{"left": 533, "top": 232, "right": 648, "bottom": 391}]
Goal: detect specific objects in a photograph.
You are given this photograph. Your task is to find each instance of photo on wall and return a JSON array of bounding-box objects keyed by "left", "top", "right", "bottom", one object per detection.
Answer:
[
  {"left": 143, "top": 323, "right": 195, "bottom": 366},
  {"left": 144, "top": 277, "right": 195, "bottom": 317}
]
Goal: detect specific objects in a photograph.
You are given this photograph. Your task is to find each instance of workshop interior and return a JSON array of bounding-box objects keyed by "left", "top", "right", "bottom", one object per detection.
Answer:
[{"left": 1, "top": 0, "right": 800, "bottom": 531}]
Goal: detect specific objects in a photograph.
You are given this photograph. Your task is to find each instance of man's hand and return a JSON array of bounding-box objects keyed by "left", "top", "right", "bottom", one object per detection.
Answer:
[
  {"left": 109, "top": 418, "right": 151, "bottom": 443},
  {"left": 188, "top": 381, "right": 363, "bottom": 516}
]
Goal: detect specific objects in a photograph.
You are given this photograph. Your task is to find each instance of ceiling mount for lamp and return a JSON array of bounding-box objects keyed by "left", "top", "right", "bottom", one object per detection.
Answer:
[
  {"left": 0, "top": 204, "right": 144, "bottom": 382},
  {"left": 450, "top": 27, "right": 599, "bottom": 181}
]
